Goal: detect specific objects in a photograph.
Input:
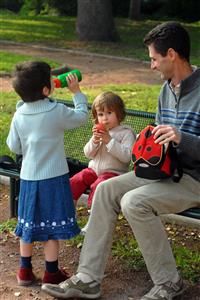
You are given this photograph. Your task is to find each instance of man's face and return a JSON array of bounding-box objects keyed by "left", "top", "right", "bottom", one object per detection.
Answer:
[{"left": 148, "top": 44, "right": 173, "bottom": 81}]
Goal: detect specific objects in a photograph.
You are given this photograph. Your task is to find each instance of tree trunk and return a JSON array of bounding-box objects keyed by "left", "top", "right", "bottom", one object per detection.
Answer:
[
  {"left": 76, "top": 0, "right": 120, "bottom": 42},
  {"left": 129, "top": 0, "right": 142, "bottom": 20}
]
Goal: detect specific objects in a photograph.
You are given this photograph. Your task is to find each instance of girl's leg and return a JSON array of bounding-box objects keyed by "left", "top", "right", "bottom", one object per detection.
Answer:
[
  {"left": 20, "top": 239, "right": 33, "bottom": 258},
  {"left": 17, "top": 240, "right": 35, "bottom": 286},
  {"left": 44, "top": 239, "right": 59, "bottom": 262},
  {"left": 42, "top": 240, "right": 70, "bottom": 284},
  {"left": 70, "top": 168, "right": 97, "bottom": 201}
]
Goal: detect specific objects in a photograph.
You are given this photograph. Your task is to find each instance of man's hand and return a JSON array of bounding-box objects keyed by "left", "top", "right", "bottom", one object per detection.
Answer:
[{"left": 152, "top": 125, "right": 181, "bottom": 145}]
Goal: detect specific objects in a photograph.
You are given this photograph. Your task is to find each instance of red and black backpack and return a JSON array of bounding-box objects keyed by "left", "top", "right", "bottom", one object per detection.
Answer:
[{"left": 132, "top": 125, "right": 182, "bottom": 182}]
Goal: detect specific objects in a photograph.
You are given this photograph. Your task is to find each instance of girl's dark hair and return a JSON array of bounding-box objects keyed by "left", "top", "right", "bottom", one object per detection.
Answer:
[
  {"left": 12, "top": 61, "right": 51, "bottom": 102},
  {"left": 92, "top": 91, "right": 126, "bottom": 124},
  {"left": 143, "top": 22, "right": 190, "bottom": 62}
]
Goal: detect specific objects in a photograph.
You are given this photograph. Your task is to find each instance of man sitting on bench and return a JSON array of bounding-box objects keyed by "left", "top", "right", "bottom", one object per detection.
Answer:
[{"left": 42, "top": 21, "right": 200, "bottom": 300}]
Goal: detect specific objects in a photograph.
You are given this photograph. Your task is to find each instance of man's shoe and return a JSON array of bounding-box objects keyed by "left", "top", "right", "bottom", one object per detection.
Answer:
[
  {"left": 141, "top": 277, "right": 185, "bottom": 300},
  {"left": 42, "top": 274, "right": 101, "bottom": 299},
  {"left": 17, "top": 267, "right": 36, "bottom": 286},
  {"left": 42, "top": 269, "right": 70, "bottom": 284}
]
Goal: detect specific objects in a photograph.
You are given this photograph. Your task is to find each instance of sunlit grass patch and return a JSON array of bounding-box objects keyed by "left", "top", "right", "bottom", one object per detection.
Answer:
[{"left": 0, "top": 51, "right": 59, "bottom": 73}]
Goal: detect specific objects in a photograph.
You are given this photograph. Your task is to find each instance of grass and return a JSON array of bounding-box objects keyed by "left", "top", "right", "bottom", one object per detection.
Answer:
[
  {"left": 0, "top": 51, "right": 59, "bottom": 73},
  {"left": 0, "top": 218, "right": 17, "bottom": 233},
  {"left": 0, "top": 11, "right": 200, "bottom": 66}
]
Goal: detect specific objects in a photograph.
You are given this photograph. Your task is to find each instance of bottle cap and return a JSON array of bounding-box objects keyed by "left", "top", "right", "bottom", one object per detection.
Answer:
[{"left": 53, "top": 78, "right": 61, "bottom": 88}]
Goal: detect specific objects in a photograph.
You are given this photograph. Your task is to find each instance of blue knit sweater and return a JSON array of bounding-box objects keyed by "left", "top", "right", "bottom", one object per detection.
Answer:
[
  {"left": 7, "top": 92, "right": 88, "bottom": 180},
  {"left": 156, "top": 68, "right": 200, "bottom": 181}
]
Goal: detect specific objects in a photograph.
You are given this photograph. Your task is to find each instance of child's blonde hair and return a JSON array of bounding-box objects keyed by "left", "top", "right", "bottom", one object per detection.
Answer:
[{"left": 92, "top": 91, "right": 126, "bottom": 124}]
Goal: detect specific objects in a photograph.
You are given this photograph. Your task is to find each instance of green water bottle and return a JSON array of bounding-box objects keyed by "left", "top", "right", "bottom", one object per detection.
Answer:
[{"left": 53, "top": 69, "right": 82, "bottom": 88}]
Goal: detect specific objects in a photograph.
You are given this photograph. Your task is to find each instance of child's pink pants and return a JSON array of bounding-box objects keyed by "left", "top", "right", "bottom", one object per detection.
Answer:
[{"left": 70, "top": 168, "right": 118, "bottom": 207}]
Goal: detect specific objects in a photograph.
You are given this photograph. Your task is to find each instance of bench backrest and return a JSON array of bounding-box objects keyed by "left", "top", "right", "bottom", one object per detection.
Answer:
[{"left": 62, "top": 101, "right": 155, "bottom": 164}]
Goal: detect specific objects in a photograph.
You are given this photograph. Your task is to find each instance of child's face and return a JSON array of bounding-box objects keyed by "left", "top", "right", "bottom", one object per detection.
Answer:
[{"left": 96, "top": 106, "right": 120, "bottom": 130}]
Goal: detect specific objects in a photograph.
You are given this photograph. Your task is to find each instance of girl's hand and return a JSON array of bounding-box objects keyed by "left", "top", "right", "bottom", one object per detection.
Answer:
[
  {"left": 152, "top": 124, "right": 181, "bottom": 145},
  {"left": 66, "top": 74, "right": 81, "bottom": 94},
  {"left": 92, "top": 125, "right": 111, "bottom": 144}
]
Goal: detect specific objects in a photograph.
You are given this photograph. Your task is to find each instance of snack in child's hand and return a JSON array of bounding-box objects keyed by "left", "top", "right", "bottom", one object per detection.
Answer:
[{"left": 96, "top": 123, "right": 106, "bottom": 132}]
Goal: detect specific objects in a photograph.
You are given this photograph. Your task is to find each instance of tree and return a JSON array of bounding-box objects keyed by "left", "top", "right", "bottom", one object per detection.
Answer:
[
  {"left": 76, "top": 0, "right": 120, "bottom": 42},
  {"left": 129, "top": 0, "right": 142, "bottom": 20}
]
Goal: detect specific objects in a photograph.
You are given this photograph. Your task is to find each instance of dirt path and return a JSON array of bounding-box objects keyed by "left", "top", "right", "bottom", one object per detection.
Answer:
[
  {"left": 0, "top": 43, "right": 199, "bottom": 300},
  {"left": 0, "top": 42, "right": 162, "bottom": 92}
]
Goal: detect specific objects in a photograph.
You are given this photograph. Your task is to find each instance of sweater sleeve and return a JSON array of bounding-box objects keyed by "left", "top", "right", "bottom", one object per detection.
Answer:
[
  {"left": 84, "top": 138, "right": 100, "bottom": 159},
  {"left": 59, "top": 92, "right": 88, "bottom": 130},
  {"left": 106, "top": 129, "right": 136, "bottom": 163},
  {"left": 178, "top": 131, "right": 200, "bottom": 161},
  {"left": 6, "top": 117, "right": 22, "bottom": 155}
]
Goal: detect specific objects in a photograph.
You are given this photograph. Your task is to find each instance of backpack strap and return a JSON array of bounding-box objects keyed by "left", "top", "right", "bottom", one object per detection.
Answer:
[{"left": 169, "top": 145, "right": 183, "bottom": 182}]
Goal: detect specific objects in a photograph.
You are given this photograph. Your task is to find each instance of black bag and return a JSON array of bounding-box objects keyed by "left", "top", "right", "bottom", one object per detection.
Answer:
[{"left": 66, "top": 157, "right": 88, "bottom": 178}]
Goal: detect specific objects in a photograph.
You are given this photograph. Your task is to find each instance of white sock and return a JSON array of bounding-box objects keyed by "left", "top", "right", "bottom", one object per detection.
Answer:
[{"left": 76, "top": 272, "right": 93, "bottom": 283}]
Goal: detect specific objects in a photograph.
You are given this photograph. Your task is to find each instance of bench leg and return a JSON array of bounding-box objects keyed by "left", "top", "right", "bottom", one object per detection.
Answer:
[{"left": 9, "top": 178, "right": 19, "bottom": 218}]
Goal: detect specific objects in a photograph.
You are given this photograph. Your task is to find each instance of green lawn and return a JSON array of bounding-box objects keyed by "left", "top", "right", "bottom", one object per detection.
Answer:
[
  {"left": 0, "top": 11, "right": 199, "bottom": 66},
  {"left": 0, "top": 51, "right": 59, "bottom": 73}
]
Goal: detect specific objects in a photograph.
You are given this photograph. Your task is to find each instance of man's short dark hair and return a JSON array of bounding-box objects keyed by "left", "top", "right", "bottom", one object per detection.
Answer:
[
  {"left": 12, "top": 61, "right": 51, "bottom": 102},
  {"left": 143, "top": 22, "right": 190, "bottom": 62}
]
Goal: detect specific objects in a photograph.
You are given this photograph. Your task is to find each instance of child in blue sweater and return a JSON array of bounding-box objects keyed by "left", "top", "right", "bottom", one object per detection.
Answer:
[{"left": 6, "top": 61, "right": 88, "bottom": 286}]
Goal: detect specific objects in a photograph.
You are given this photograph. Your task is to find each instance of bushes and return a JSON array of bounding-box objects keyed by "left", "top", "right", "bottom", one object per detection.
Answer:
[
  {"left": 0, "top": 0, "right": 23, "bottom": 12},
  {"left": 164, "top": 0, "right": 200, "bottom": 22},
  {"left": 0, "top": 0, "right": 199, "bottom": 21}
]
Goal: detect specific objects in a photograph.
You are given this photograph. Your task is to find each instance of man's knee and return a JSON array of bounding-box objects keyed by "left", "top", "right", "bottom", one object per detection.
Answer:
[{"left": 121, "top": 192, "right": 150, "bottom": 218}]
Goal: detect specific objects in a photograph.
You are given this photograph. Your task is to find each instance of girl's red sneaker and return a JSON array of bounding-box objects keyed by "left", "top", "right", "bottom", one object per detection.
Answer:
[
  {"left": 42, "top": 269, "right": 70, "bottom": 284},
  {"left": 17, "top": 267, "right": 36, "bottom": 286}
]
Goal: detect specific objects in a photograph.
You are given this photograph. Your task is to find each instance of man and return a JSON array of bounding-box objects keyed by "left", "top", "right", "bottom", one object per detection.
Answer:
[{"left": 42, "top": 22, "right": 200, "bottom": 300}]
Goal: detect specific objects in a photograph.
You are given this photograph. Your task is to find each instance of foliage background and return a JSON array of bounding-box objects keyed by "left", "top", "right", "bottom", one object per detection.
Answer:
[{"left": 0, "top": 0, "right": 199, "bottom": 21}]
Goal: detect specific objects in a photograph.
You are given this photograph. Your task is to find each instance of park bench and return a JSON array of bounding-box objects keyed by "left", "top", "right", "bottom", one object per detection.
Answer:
[{"left": 0, "top": 100, "right": 199, "bottom": 225}]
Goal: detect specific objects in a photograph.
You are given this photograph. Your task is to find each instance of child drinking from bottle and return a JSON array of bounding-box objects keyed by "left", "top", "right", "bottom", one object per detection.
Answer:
[
  {"left": 6, "top": 61, "right": 88, "bottom": 286},
  {"left": 70, "top": 91, "right": 136, "bottom": 232}
]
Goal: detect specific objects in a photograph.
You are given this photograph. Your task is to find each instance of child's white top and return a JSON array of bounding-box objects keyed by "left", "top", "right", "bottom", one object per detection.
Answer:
[
  {"left": 7, "top": 93, "right": 88, "bottom": 180},
  {"left": 84, "top": 125, "right": 136, "bottom": 175}
]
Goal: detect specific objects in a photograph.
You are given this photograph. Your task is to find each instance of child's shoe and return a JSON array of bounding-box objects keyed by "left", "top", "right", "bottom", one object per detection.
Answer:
[
  {"left": 17, "top": 267, "right": 36, "bottom": 286},
  {"left": 42, "top": 269, "right": 70, "bottom": 284}
]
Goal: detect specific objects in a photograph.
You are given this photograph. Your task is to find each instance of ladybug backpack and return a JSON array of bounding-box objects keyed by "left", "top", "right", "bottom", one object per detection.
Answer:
[{"left": 132, "top": 125, "right": 182, "bottom": 182}]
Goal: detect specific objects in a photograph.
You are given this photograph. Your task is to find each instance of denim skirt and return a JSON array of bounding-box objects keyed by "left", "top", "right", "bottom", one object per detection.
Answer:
[{"left": 15, "top": 174, "right": 80, "bottom": 243}]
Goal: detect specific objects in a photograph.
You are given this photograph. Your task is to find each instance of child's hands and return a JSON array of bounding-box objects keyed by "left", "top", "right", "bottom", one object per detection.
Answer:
[
  {"left": 92, "top": 124, "right": 111, "bottom": 144},
  {"left": 66, "top": 74, "right": 81, "bottom": 94}
]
